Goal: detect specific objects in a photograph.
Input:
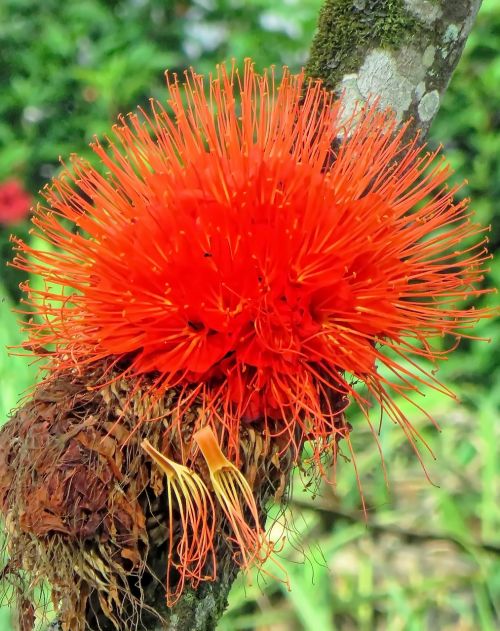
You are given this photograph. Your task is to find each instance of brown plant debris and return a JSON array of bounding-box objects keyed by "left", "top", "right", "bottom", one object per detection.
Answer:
[{"left": 0, "top": 364, "right": 302, "bottom": 630}]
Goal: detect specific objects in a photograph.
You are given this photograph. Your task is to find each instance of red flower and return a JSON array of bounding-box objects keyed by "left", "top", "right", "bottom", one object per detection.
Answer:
[
  {"left": 12, "top": 61, "right": 491, "bottom": 467},
  {"left": 0, "top": 179, "right": 31, "bottom": 225}
]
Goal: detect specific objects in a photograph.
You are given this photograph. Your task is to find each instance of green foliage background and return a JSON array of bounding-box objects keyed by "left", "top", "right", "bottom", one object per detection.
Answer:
[{"left": 0, "top": 1, "right": 498, "bottom": 629}]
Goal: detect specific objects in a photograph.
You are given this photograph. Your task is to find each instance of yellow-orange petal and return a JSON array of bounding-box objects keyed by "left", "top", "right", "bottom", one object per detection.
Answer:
[
  {"left": 194, "top": 426, "right": 288, "bottom": 587},
  {"left": 141, "top": 439, "right": 216, "bottom": 605}
]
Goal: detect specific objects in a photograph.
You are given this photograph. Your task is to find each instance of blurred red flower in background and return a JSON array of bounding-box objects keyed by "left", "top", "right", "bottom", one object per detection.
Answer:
[{"left": 0, "top": 179, "right": 31, "bottom": 226}]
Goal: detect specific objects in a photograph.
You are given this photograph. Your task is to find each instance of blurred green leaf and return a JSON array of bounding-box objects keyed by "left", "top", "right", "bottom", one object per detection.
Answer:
[{"left": 0, "top": 278, "right": 36, "bottom": 422}]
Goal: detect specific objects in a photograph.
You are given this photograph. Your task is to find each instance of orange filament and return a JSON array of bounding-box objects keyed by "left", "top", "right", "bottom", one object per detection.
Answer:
[
  {"left": 194, "top": 426, "right": 289, "bottom": 587},
  {"left": 141, "top": 439, "right": 216, "bottom": 605}
]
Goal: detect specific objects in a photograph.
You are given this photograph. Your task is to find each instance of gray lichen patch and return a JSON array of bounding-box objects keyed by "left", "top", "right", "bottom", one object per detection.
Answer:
[
  {"left": 444, "top": 23, "right": 460, "bottom": 44},
  {"left": 423, "top": 45, "right": 436, "bottom": 68},
  {"left": 397, "top": 44, "right": 432, "bottom": 81},
  {"left": 356, "top": 50, "right": 414, "bottom": 121},
  {"left": 337, "top": 41, "right": 439, "bottom": 124},
  {"left": 337, "top": 73, "right": 364, "bottom": 124},
  {"left": 441, "top": 23, "right": 460, "bottom": 58},
  {"left": 417, "top": 89, "right": 440, "bottom": 121},
  {"left": 403, "top": 0, "right": 442, "bottom": 25},
  {"left": 415, "top": 81, "right": 426, "bottom": 101}
]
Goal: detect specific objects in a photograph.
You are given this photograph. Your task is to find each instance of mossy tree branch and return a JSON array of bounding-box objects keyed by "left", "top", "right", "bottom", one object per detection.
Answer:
[
  {"left": 45, "top": 1, "right": 482, "bottom": 630},
  {"left": 306, "top": 0, "right": 483, "bottom": 138}
]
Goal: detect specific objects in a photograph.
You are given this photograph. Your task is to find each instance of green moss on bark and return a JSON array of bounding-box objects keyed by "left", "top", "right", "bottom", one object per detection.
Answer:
[{"left": 306, "top": 0, "right": 421, "bottom": 89}]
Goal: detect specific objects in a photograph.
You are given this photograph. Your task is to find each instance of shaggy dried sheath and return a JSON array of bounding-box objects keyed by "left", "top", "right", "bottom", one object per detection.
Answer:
[
  {"left": 0, "top": 60, "right": 492, "bottom": 628},
  {"left": 0, "top": 364, "right": 296, "bottom": 630}
]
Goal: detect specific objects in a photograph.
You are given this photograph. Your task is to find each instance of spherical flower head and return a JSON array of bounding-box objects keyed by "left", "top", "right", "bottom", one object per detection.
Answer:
[
  {"left": 0, "top": 179, "right": 31, "bottom": 226},
  {"left": 12, "top": 60, "right": 491, "bottom": 466}
]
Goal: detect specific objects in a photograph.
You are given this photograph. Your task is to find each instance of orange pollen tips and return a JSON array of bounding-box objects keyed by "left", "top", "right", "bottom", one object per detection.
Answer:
[
  {"left": 141, "top": 439, "right": 216, "bottom": 606},
  {"left": 194, "top": 426, "right": 288, "bottom": 585}
]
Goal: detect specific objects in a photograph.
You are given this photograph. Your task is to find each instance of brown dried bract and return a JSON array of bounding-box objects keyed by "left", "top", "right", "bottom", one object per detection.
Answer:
[{"left": 0, "top": 363, "right": 300, "bottom": 630}]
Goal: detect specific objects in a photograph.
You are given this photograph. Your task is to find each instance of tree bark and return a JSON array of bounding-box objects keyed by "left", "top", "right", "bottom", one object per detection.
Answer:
[
  {"left": 46, "top": 572, "right": 237, "bottom": 631},
  {"left": 45, "top": 1, "right": 483, "bottom": 629}
]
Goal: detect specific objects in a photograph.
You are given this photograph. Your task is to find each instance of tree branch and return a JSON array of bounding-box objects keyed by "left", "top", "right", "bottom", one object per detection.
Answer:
[
  {"left": 306, "top": 0, "right": 483, "bottom": 138},
  {"left": 44, "top": 2, "right": 482, "bottom": 630}
]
